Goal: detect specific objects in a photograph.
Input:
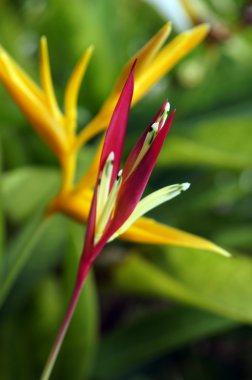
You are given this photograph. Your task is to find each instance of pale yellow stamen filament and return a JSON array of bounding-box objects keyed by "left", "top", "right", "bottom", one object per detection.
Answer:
[
  {"left": 157, "top": 102, "right": 170, "bottom": 129},
  {"left": 127, "top": 102, "right": 170, "bottom": 179},
  {"left": 109, "top": 182, "right": 190, "bottom": 241},
  {"left": 96, "top": 152, "right": 114, "bottom": 225},
  {"left": 95, "top": 169, "right": 123, "bottom": 244},
  {"left": 127, "top": 123, "right": 158, "bottom": 179}
]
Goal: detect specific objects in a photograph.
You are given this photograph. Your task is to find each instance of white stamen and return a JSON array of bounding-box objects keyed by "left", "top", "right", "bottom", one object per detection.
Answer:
[
  {"left": 95, "top": 169, "right": 123, "bottom": 244},
  {"left": 126, "top": 122, "right": 158, "bottom": 178},
  {"left": 109, "top": 182, "right": 190, "bottom": 240},
  {"left": 181, "top": 182, "right": 190, "bottom": 191},
  {"left": 126, "top": 102, "right": 170, "bottom": 179},
  {"left": 96, "top": 152, "right": 114, "bottom": 224},
  {"left": 164, "top": 102, "right": 170, "bottom": 113},
  {"left": 157, "top": 101, "right": 170, "bottom": 129},
  {"left": 151, "top": 122, "right": 159, "bottom": 131}
]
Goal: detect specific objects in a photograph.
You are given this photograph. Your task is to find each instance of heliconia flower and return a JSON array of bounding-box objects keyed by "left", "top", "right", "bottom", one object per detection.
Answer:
[
  {"left": 78, "top": 71, "right": 190, "bottom": 276},
  {"left": 1, "top": 24, "right": 229, "bottom": 271},
  {"left": 40, "top": 66, "right": 188, "bottom": 380},
  {"left": 40, "top": 66, "right": 230, "bottom": 380}
]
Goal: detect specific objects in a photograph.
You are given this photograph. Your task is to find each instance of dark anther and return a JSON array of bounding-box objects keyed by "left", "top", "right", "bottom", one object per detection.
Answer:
[{"left": 148, "top": 133, "right": 155, "bottom": 145}]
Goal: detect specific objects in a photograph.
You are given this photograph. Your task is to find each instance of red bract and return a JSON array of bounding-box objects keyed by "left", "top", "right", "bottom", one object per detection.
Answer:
[{"left": 77, "top": 65, "right": 176, "bottom": 284}]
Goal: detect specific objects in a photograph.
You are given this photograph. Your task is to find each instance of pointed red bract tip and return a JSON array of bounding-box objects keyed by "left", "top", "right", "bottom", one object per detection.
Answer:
[{"left": 99, "top": 63, "right": 135, "bottom": 188}]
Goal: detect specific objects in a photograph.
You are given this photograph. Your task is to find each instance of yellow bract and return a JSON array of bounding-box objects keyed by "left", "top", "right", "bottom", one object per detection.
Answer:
[
  {"left": 0, "top": 45, "right": 68, "bottom": 160},
  {"left": 0, "top": 23, "right": 230, "bottom": 257}
]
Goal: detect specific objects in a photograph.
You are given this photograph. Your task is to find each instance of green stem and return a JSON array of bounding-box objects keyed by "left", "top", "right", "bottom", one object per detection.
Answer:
[{"left": 40, "top": 261, "right": 91, "bottom": 380}]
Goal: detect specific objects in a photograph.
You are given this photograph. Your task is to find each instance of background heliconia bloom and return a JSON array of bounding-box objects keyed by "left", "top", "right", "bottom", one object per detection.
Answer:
[{"left": 0, "top": 0, "right": 252, "bottom": 379}]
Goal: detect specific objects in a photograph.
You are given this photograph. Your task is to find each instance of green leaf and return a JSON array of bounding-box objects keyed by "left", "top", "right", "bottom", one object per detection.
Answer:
[
  {"left": 0, "top": 214, "right": 69, "bottom": 377},
  {"left": 158, "top": 117, "right": 252, "bottom": 170},
  {"left": 12, "top": 215, "right": 69, "bottom": 304},
  {"left": 0, "top": 318, "right": 34, "bottom": 380},
  {"left": 54, "top": 221, "right": 99, "bottom": 380},
  {"left": 31, "top": 278, "right": 65, "bottom": 369},
  {"left": 95, "top": 306, "right": 236, "bottom": 379},
  {"left": 0, "top": 215, "right": 70, "bottom": 376},
  {"left": 0, "top": 142, "right": 4, "bottom": 260},
  {"left": 0, "top": 212, "right": 49, "bottom": 307},
  {"left": 111, "top": 249, "right": 252, "bottom": 324},
  {"left": 215, "top": 225, "right": 252, "bottom": 250},
  {"left": 1, "top": 167, "right": 59, "bottom": 222}
]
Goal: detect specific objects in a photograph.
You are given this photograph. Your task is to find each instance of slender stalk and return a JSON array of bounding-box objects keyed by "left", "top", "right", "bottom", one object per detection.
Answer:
[
  {"left": 60, "top": 150, "right": 77, "bottom": 194},
  {"left": 40, "top": 261, "right": 91, "bottom": 380}
]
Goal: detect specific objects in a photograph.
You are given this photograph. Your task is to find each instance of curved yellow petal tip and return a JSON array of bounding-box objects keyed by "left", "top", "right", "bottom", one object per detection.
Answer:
[
  {"left": 204, "top": 240, "right": 232, "bottom": 258},
  {"left": 40, "top": 35, "right": 48, "bottom": 49},
  {"left": 87, "top": 44, "right": 95, "bottom": 54},
  {"left": 215, "top": 246, "right": 232, "bottom": 258},
  {"left": 76, "top": 45, "right": 94, "bottom": 72},
  {"left": 192, "top": 23, "right": 211, "bottom": 38},
  {"left": 162, "top": 21, "right": 172, "bottom": 36},
  {"left": 64, "top": 44, "right": 94, "bottom": 132}
]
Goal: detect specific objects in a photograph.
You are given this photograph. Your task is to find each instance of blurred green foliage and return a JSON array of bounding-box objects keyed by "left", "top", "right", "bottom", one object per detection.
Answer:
[{"left": 1, "top": 0, "right": 252, "bottom": 379}]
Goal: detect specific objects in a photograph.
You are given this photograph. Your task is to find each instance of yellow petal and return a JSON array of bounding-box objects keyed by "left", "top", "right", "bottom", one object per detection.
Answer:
[
  {"left": 76, "top": 24, "right": 209, "bottom": 149},
  {"left": 76, "top": 23, "right": 172, "bottom": 148},
  {"left": 0, "top": 46, "right": 44, "bottom": 103},
  {"left": 64, "top": 45, "right": 94, "bottom": 133},
  {"left": 112, "top": 22, "right": 172, "bottom": 95},
  {"left": 0, "top": 51, "right": 68, "bottom": 159},
  {"left": 133, "top": 24, "right": 210, "bottom": 104},
  {"left": 47, "top": 189, "right": 92, "bottom": 222},
  {"left": 40, "top": 36, "right": 63, "bottom": 121},
  {"left": 121, "top": 216, "right": 231, "bottom": 257}
]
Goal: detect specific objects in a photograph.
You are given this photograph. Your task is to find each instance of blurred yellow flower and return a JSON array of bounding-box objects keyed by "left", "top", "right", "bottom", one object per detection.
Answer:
[{"left": 0, "top": 23, "right": 229, "bottom": 256}]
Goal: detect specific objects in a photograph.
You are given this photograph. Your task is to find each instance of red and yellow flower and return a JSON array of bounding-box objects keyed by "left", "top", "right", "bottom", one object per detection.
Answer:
[{"left": 0, "top": 23, "right": 227, "bottom": 256}]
